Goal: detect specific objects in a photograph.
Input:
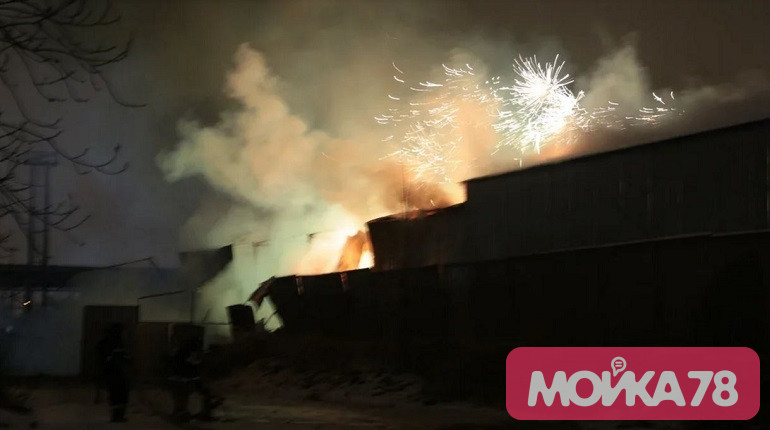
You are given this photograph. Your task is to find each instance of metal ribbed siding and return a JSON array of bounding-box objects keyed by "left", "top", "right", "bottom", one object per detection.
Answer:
[
  {"left": 461, "top": 120, "right": 770, "bottom": 263},
  {"left": 368, "top": 205, "right": 464, "bottom": 270},
  {"left": 265, "top": 231, "right": 770, "bottom": 347}
]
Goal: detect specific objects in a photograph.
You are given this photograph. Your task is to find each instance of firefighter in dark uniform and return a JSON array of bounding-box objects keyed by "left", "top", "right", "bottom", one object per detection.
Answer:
[
  {"left": 168, "top": 336, "right": 222, "bottom": 421},
  {"left": 97, "top": 323, "right": 130, "bottom": 422}
]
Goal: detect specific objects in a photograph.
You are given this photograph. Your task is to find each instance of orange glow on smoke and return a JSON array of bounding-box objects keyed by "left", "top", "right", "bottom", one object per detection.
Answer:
[
  {"left": 336, "top": 230, "right": 374, "bottom": 271},
  {"left": 294, "top": 227, "right": 374, "bottom": 275},
  {"left": 441, "top": 182, "right": 467, "bottom": 205},
  {"left": 358, "top": 249, "right": 374, "bottom": 269}
]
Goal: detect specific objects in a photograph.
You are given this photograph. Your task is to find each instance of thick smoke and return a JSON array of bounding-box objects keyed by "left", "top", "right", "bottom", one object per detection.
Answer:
[
  {"left": 579, "top": 44, "right": 652, "bottom": 113},
  {"left": 160, "top": 39, "right": 770, "bottom": 252},
  {"left": 157, "top": 44, "right": 465, "bottom": 324},
  {"left": 151, "top": 0, "right": 770, "bottom": 256},
  {"left": 568, "top": 45, "right": 770, "bottom": 158},
  {"left": 159, "top": 44, "right": 463, "bottom": 250},
  {"left": 154, "top": 2, "right": 769, "bottom": 327}
]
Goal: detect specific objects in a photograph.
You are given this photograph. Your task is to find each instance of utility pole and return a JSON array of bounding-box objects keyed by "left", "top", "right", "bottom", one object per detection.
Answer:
[{"left": 24, "top": 151, "right": 58, "bottom": 310}]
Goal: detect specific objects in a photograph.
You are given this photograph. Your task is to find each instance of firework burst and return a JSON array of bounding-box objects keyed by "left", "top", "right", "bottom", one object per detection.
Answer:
[
  {"left": 493, "top": 55, "right": 585, "bottom": 153},
  {"left": 377, "top": 54, "right": 682, "bottom": 185},
  {"left": 378, "top": 62, "right": 497, "bottom": 183}
]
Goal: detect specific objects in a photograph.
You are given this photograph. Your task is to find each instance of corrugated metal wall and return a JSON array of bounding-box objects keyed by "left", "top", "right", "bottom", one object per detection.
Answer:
[
  {"left": 463, "top": 120, "right": 770, "bottom": 262},
  {"left": 368, "top": 205, "right": 464, "bottom": 270},
  {"left": 263, "top": 231, "right": 770, "bottom": 402},
  {"left": 266, "top": 231, "right": 770, "bottom": 350},
  {"left": 369, "top": 120, "right": 770, "bottom": 269}
]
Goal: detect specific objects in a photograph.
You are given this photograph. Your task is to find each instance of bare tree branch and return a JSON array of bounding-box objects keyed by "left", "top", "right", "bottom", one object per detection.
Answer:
[{"left": 0, "top": 0, "right": 135, "bottom": 257}]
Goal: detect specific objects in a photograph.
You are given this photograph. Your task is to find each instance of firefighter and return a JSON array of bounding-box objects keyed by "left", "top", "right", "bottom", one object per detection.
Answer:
[
  {"left": 97, "top": 323, "right": 130, "bottom": 422},
  {"left": 168, "top": 336, "right": 222, "bottom": 421}
]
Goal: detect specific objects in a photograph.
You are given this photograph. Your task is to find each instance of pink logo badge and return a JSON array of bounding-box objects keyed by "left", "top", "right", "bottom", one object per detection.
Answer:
[{"left": 506, "top": 347, "right": 760, "bottom": 420}]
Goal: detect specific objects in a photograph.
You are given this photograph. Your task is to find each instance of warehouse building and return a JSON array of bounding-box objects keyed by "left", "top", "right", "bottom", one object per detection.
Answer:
[
  {"left": 254, "top": 120, "right": 770, "bottom": 381},
  {"left": 369, "top": 119, "right": 770, "bottom": 269},
  {"left": 0, "top": 247, "right": 231, "bottom": 376}
]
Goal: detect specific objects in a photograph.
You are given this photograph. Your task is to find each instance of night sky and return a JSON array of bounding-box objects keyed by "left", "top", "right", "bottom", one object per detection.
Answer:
[{"left": 2, "top": 0, "right": 768, "bottom": 267}]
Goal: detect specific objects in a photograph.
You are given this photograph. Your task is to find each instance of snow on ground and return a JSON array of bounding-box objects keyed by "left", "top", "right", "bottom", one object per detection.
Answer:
[{"left": 1, "top": 381, "right": 509, "bottom": 429}]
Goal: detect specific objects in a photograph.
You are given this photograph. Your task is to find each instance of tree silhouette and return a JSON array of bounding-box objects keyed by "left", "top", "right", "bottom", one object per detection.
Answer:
[{"left": 0, "top": 0, "right": 136, "bottom": 258}]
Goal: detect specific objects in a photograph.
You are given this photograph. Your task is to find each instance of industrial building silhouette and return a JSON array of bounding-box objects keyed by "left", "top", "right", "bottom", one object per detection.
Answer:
[{"left": 258, "top": 119, "right": 770, "bottom": 402}]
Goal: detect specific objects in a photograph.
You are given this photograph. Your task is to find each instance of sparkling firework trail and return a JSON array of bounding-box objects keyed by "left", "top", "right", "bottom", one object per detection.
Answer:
[
  {"left": 377, "top": 55, "right": 682, "bottom": 184},
  {"left": 493, "top": 55, "right": 585, "bottom": 153},
  {"left": 379, "top": 62, "right": 497, "bottom": 182}
]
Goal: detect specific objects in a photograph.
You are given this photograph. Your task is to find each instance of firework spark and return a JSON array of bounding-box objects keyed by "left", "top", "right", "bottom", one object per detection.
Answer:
[
  {"left": 379, "top": 62, "right": 496, "bottom": 182},
  {"left": 493, "top": 55, "right": 585, "bottom": 153},
  {"left": 377, "top": 54, "right": 682, "bottom": 185}
]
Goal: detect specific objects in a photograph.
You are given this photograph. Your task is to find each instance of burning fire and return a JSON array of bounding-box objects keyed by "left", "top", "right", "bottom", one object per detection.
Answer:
[
  {"left": 336, "top": 230, "right": 374, "bottom": 271},
  {"left": 293, "top": 226, "right": 374, "bottom": 275},
  {"left": 358, "top": 249, "right": 374, "bottom": 269}
]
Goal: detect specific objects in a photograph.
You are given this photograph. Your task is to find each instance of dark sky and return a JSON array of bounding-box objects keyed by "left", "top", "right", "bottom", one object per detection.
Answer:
[{"left": 4, "top": 0, "right": 768, "bottom": 267}]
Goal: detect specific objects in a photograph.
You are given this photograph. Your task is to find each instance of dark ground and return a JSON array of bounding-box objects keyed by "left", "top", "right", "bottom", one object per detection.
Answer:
[{"left": 1, "top": 332, "right": 765, "bottom": 429}]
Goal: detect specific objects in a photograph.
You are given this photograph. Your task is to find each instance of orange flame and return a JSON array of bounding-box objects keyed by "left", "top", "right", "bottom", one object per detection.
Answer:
[{"left": 336, "top": 230, "right": 374, "bottom": 271}]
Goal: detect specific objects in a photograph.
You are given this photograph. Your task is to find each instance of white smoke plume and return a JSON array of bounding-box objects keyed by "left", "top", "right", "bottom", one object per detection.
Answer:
[
  {"left": 579, "top": 44, "right": 652, "bottom": 113},
  {"left": 568, "top": 44, "right": 770, "bottom": 158},
  {"left": 158, "top": 35, "right": 769, "bottom": 328},
  {"left": 161, "top": 41, "right": 770, "bottom": 246},
  {"left": 158, "top": 44, "right": 461, "bottom": 269}
]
